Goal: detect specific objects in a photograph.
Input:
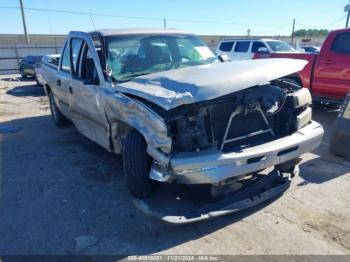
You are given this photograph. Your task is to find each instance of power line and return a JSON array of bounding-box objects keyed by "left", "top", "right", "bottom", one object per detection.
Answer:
[
  {"left": 0, "top": 6, "right": 292, "bottom": 28},
  {"left": 1, "top": 5, "right": 346, "bottom": 35},
  {"left": 296, "top": 15, "right": 347, "bottom": 29},
  {"left": 253, "top": 20, "right": 293, "bottom": 35},
  {"left": 89, "top": 14, "right": 96, "bottom": 30}
]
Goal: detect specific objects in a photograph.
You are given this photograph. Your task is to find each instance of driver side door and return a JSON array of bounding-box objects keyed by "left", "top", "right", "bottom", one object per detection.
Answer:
[{"left": 68, "top": 36, "right": 110, "bottom": 149}]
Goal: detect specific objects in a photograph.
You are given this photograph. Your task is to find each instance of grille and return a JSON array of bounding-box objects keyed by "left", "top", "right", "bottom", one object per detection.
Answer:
[{"left": 209, "top": 104, "right": 275, "bottom": 153}]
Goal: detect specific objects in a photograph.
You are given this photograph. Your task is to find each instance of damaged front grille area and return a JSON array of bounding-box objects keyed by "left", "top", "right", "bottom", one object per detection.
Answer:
[{"left": 168, "top": 84, "right": 311, "bottom": 154}]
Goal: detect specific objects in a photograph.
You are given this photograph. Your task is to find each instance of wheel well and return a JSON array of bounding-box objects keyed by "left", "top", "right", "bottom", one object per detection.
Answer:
[
  {"left": 45, "top": 84, "right": 51, "bottom": 95},
  {"left": 110, "top": 121, "right": 133, "bottom": 154}
]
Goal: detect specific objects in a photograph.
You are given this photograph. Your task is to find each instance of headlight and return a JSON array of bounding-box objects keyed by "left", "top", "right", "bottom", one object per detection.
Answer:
[
  {"left": 293, "top": 88, "right": 312, "bottom": 108},
  {"left": 296, "top": 107, "right": 312, "bottom": 130}
]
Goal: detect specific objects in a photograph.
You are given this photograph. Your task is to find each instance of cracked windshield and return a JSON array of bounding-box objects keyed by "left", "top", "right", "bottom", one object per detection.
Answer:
[{"left": 106, "top": 34, "right": 216, "bottom": 82}]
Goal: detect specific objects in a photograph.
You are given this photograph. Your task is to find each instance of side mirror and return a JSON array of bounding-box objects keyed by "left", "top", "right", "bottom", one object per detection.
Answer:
[
  {"left": 256, "top": 47, "right": 269, "bottom": 54},
  {"left": 218, "top": 54, "right": 231, "bottom": 63}
]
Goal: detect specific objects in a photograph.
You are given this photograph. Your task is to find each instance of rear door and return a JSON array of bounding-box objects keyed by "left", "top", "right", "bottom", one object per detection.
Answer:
[
  {"left": 231, "top": 41, "right": 252, "bottom": 60},
  {"left": 312, "top": 32, "right": 350, "bottom": 99},
  {"left": 68, "top": 35, "right": 110, "bottom": 149}
]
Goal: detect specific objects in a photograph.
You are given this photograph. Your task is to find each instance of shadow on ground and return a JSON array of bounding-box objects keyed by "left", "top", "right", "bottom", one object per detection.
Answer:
[
  {"left": 0, "top": 104, "right": 349, "bottom": 255},
  {"left": 0, "top": 115, "right": 288, "bottom": 255},
  {"left": 6, "top": 84, "right": 45, "bottom": 97}
]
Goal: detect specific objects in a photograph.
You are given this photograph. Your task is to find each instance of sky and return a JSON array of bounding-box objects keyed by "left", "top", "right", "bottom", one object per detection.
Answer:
[{"left": 0, "top": 0, "right": 348, "bottom": 36}]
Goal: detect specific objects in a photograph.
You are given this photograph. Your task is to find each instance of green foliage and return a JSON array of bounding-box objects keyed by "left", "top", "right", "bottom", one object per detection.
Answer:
[{"left": 294, "top": 29, "right": 329, "bottom": 37}]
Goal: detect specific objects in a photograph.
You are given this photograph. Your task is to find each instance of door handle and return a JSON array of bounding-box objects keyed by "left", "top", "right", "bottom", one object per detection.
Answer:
[
  {"left": 57, "top": 79, "right": 61, "bottom": 86},
  {"left": 69, "top": 86, "right": 73, "bottom": 94}
]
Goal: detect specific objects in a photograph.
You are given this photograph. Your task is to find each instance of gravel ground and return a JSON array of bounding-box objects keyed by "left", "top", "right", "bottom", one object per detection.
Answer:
[{"left": 0, "top": 75, "right": 349, "bottom": 256}]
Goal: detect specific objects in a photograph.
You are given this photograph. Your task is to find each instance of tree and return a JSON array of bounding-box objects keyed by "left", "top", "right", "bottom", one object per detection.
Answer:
[{"left": 294, "top": 29, "right": 329, "bottom": 37}]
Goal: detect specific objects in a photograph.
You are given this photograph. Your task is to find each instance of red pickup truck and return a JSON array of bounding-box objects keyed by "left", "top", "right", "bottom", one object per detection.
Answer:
[{"left": 254, "top": 29, "right": 350, "bottom": 103}]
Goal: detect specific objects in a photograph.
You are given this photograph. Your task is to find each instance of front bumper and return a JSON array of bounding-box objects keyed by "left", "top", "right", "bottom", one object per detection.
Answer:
[
  {"left": 135, "top": 169, "right": 290, "bottom": 225},
  {"left": 152, "top": 121, "right": 323, "bottom": 184}
]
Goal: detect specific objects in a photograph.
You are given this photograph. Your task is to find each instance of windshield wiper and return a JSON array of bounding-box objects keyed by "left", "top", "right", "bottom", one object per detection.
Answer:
[{"left": 114, "top": 72, "right": 151, "bottom": 83}]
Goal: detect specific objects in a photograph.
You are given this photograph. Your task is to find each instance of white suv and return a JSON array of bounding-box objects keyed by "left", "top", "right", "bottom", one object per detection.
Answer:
[{"left": 215, "top": 39, "right": 296, "bottom": 61}]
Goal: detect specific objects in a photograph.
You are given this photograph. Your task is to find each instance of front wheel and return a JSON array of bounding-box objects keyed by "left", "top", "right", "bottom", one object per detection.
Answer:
[
  {"left": 123, "top": 129, "right": 155, "bottom": 198},
  {"left": 49, "top": 92, "right": 70, "bottom": 126},
  {"left": 20, "top": 68, "right": 26, "bottom": 78}
]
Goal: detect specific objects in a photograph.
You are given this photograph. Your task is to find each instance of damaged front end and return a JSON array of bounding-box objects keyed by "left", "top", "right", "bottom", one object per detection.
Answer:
[{"left": 149, "top": 82, "right": 323, "bottom": 185}]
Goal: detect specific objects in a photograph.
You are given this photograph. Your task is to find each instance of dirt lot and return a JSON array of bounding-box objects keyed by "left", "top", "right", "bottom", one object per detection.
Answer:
[{"left": 0, "top": 75, "right": 349, "bottom": 255}]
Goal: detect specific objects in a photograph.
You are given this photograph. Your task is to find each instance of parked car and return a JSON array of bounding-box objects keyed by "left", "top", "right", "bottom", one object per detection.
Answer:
[
  {"left": 303, "top": 46, "right": 320, "bottom": 54},
  {"left": 35, "top": 54, "right": 60, "bottom": 86},
  {"left": 215, "top": 38, "right": 296, "bottom": 60},
  {"left": 19, "top": 55, "right": 43, "bottom": 78},
  {"left": 40, "top": 28, "right": 323, "bottom": 221},
  {"left": 254, "top": 28, "right": 350, "bottom": 103}
]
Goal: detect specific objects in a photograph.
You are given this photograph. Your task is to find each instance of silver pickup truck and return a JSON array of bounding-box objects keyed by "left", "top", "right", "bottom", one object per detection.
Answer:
[{"left": 41, "top": 28, "right": 324, "bottom": 201}]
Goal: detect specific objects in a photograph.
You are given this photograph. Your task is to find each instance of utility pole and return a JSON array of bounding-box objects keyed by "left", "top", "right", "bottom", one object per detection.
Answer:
[
  {"left": 19, "top": 0, "right": 29, "bottom": 44},
  {"left": 345, "top": 1, "right": 350, "bottom": 28},
  {"left": 163, "top": 19, "right": 167, "bottom": 29},
  {"left": 291, "top": 18, "right": 296, "bottom": 43}
]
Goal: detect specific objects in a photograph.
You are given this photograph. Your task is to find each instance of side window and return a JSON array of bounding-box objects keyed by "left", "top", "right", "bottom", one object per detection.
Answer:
[
  {"left": 80, "top": 44, "right": 99, "bottom": 85},
  {"left": 27, "top": 56, "right": 33, "bottom": 63},
  {"left": 331, "top": 33, "right": 350, "bottom": 55},
  {"left": 70, "top": 38, "right": 83, "bottom": 76},
  {"left": 60, "top": 42, "right": 71, "bottom": 73},
  {"left": 219, "top": 41, "right": 234, "bottom": 52},
  {"left": 251, "top": 42, "right": 267, "bottom": 53},
  {"left": 234, "top": 41, "right": 250, "bottom": 53}
]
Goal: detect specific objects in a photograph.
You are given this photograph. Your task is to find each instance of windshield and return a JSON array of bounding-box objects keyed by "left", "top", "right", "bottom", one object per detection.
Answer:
[
  {"left": 106, "top": 34, "right": 216, "bottom": 82},
  {"left": 266, "top": 41, "right": 295, "bottom": 52}
]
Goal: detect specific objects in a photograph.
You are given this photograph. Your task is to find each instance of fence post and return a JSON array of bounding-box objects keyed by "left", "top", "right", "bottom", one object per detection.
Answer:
[{"left": 14, "top": 44, "right": 20, "bottom": 74}]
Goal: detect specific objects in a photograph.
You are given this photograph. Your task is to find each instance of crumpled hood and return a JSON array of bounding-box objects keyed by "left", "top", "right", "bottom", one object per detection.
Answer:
[{"left": 116, "top": 58, "right": 308, "bottom": 110}]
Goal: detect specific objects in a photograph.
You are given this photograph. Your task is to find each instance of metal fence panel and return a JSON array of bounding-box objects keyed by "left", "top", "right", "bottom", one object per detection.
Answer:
[{"left": 0, "top": 44, "right": 61, "bottom": 74}]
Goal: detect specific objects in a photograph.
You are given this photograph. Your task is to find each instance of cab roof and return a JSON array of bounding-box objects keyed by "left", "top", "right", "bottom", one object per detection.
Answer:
[{"left": 90, "top": 28, "right": 192, "bottom": 36}]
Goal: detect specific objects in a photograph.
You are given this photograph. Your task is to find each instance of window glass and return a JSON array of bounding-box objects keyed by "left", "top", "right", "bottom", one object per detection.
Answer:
[
  {"left": 80, "top": 45, "right": 99, "bottom": 84},
  {"left": 219, "top": 42, "right": 234, "bottom": 52},
  {"left": 331, "top": 33, "right": 350, "bottom": 55},
  {"left": 70, "top": 38, "right": 83, "bottom": 75},
  {"left": 234, "top": 41, "right": 250, "bottom": 53},
  {"left": 251, "top": 42, "right": 267, "bottom": 53},
  {"left": 26, "top": 56, "right": 33, "bottom": 63},
  {"left": 266, "top": 41, "right": 295, "bottom": 52},
  {"left": 106, "top": 34, "right": 216, "bottom": 82},
  {"left": 60, "top": 42, "right": 71, "bottom": 72}
]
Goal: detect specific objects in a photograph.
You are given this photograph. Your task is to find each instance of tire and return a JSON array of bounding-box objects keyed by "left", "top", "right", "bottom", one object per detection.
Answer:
[
  {"left": 48, "top": 92, "right": 70, "bottom": 126},
  {"left": 123, "top": 129, "right": 155, "bottom": 198},
  {"left": 20, "top": 68, "right": 26, "bottom": 78}
]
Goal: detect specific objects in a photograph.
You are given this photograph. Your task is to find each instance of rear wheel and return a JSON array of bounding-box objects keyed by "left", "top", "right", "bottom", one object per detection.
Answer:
[
  {"left": 49, "top": 92, "right": 70, "bottom": 126},
  {"left": 35, "top": 75, "right": 41, "bottom": 86},
  {"left": 123, "top": 129, "right": 155, "bottom": 198},
  {"left": 20, "top": 68, "right": 26, "bottom": 78}
]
